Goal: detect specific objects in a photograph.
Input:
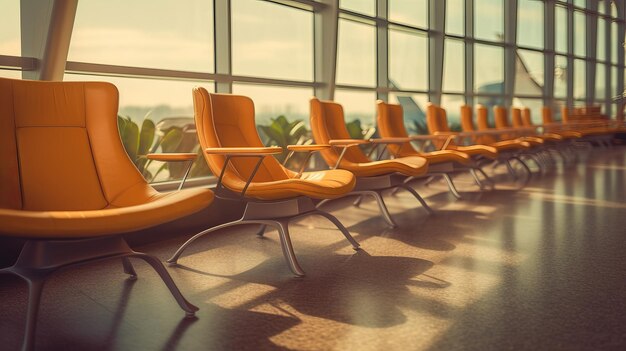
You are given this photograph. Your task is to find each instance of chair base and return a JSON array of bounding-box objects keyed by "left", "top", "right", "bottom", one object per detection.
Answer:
[
  {"left": 319, "top": 173, "right": 434, "bottom": 228},
  {"left": 0, "top": 236, "right": 197, "bottom": 351},
  {"left": 167, "top": 195, "right": 360, "bottom": 277}
]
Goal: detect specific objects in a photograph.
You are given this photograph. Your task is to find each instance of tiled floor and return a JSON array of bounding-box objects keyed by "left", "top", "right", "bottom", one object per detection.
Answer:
[{"left": 1, "top": 146, "right": 626, "bottom": 350}]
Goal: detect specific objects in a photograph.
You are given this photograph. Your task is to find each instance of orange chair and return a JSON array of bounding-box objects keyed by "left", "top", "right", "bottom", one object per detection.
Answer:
[
  {"left": 0, "top": 78, "right": 213, "bottom": 351},
  {"left": 309, "top": 97, "right": 432, "bottom": 228},
  {"left": 458, "top": 105, "right": 533, "bottom": 179},
  {"left": 377, "top": 101, "right": 494, "bottom": 198},
  {"left": 166, "top": 89, "right": 359, "bottom": 277}
]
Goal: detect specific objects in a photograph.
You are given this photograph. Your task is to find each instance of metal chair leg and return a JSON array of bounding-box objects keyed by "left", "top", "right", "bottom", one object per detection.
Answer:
[
  {"left": 441, "top": 173, "right": 462, "bottom": 199},
  {"left": 368, "top": 191, "right": 398, "bottom": 227},
  {"left": 129, "top": 253, "right": 198, "bottom": 316},
  {"left": 397, "top": 184, "right": 435, "bottom": 215},
  {"left": 122, "top": 257, "right": 137, "bottom": 279},
  {"left": 22, "top": 276, "right": 45, "bottom": 351},
  {"left": 255, "top": 224, "right": 267, "bottom": 237},
  {"left": 352, "top": 195, "right": 364, "bottom": 207},
  {"left": 274, "top": 220, "right": 305, "bottom": 277},
  {"left": 505, "top": 159, "right": 519, "bottom": 181},
  {"left": 511, "top": 156, "right": 532, "bottom": 186},
  {"left": 311, "top": 210, "right": 360, "bottom": 250},
  {"left": 167, "top": 220, "right": 247, "bottom": 264},
  {"left": 470, "top": 169, "right": 485, "bottom": 190}
]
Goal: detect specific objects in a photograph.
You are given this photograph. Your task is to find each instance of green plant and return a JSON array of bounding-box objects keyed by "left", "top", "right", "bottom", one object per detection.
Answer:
[
  {"left": 117, "top": 114, "right": 184, "bottom": 181},
  {"left": 258, "top": 115, "right": 313, "bottom": 167},
  {"left": 345, "top": 119, "right": 377, "bottom": 140},
  {"left": 408, "top": 119, "right": 429, "bottom": 135}
]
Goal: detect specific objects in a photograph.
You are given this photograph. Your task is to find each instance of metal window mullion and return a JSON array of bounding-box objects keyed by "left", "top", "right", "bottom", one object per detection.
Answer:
[
  {"left": 566, "top": 5, "right": 574, "bottom": 108},
  {"left": 587, "top": 1, "right": 599, "bottom": 103},
  {"left": 429, "top": 0, "right": 445, "bottom": 104},
  {"left": 314, "top": 0, "right": 339, "bottom": 100},
  {"left": 466, "top": 0, "right": 474, "bottom": 106},
  {"left": 544, "top": 1, "right": 556, "bottom": 107},
  {"left": 214, "top": 0, "right": 232, "bottom": 93},
  {"left": 504, "top": 0, "right": 518, "bottom": 108},
  {"left": 376, "top": 0, "right": 388, "bottom": 102}
]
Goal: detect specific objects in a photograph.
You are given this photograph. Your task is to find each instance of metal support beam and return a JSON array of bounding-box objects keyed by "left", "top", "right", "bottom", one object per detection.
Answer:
[
  {"left": 429, "top": 0, "right": 445, "bottom": 104},
  {"left": 376, "top": 0, "right": 388, "bottom": 102},
  {"left": 465, "top": 0, "right": 474, "bottom": 106},
  {"left": 503, "top": 0, "right": 518, "bottom": 108},
  {"left": 587, "top": 0, "right": 599, "bottom": 103},
  {"left": 543, "top": 1, "right": 556, "bottom": 107},
  {"left": 214, "top": 0, "right": 232, "bottom": 93},
  {"left": 314, "top": 0, "right": 339, "bottom": 100}
]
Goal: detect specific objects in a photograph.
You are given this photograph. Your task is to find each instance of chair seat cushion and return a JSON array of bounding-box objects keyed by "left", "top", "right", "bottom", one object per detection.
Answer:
[
  {"left": 225, "top": 169, "right": 356, "bottom": 200},
  {"left": 449, "top": 145, "right": 499, "bottom": 159},
  {"left": 416, "top": 149, "right": 472, "bottom": 165},
  {"left": 339, "top": 155, "right": 428, "bottom": 178},
  {"left": 0, "top": 188, "right": 214, "bottom": 238}
]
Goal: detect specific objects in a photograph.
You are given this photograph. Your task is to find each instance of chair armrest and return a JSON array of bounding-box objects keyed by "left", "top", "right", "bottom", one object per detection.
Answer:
[
  {"left": 369, "top": 137, "right": 411, "bottom": 144},
  {"left": 204, "top": 146, "right": 283, "bottom": 156},
  {"left": 328, "top": 139, "right": 370, "bottom": 146},
  {"left": 147, "top": 153, "right": 197, "bottom": 162},
  {"left": 286, "top": 144, "right": 330, "bottom": 151}
]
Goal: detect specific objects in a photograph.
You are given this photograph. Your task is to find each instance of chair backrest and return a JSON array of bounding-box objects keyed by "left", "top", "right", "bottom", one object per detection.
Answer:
[
  {"left": 521, "top": 108, "right": 534, "bottom": 127},
  {"left": 475, "top": 105, "right": 497, "bottom": 144},
  {"left": 192, "top": 88, "right": 291, "bottom": 186},
  {"left": 376, "top": 101, "right": 416, "bottom": 156},
  {"left": 0, "top": 77, "right": 156, "bottom": 211},
  {"left": 542, "top": 106, "right": 554, "bottom": 124},
  {"left": 310, "top": 97, "right": 371, "bottom": 167},
  {"left": 460, "top": 105, "right": 475, "bottom": 132},
  {"left": 560, "top": 106, "right": 570, "bottom": 124},
  {"left": 511, "top": 108, "right": 524, "bottom": 128},
  {"left": 494, "top": 106, "right": 510, "bottom": 128}
]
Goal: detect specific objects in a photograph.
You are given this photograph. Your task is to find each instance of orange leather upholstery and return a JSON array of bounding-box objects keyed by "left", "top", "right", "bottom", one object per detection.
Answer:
[
  {"left": 519, "top": 108, "right": 564, "bottom": 141},
  {"left": 0, "top": 77, "right": 214, "bottom": 238},
  {"left": 310, "top": 98, "right": 428, "bottom": 177},
  {"left": 193, "top": 89, "right": 355, "bottom": 200},
  {"left": 376, "top": 101, "right": 472, "bottom": 165},
  {"left": 424, "top": 104, "right": 498, "bottom": 159},
  {"left": 472, "top": 105, "right": 532, "bottom": 150}
]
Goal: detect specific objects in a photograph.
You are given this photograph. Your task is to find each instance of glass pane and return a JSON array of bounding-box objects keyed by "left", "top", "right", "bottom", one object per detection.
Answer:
[
  {"left": 0, "top": 0, "right": 20, "bottom": 56},
  {"left": 611, "top": 65, "right": 618, "bottom": 97},
  {"left": 446, "top": 0, "right": 464, "bottom": 36},
  {"left": 388, "top": 29, "right": 428, "bottom": 91},
  {"left": 232, "top": 0, "right": 313, "bottom": 81},
  {"left": 598, "top": 19, "right": 606, "bottom": 61},
  {"left": 388, "top": 93, "right": 429, "bottom": 135},
  {"left": 340, "top": 0, "right": 376, "bottom": 16},
  {"left": 0, "top": 70, "right": 21, "bottom": 79},
  {"left": 515, "top": 49, "right": 544, "bottom": 96},
  {"left": 443, "top": 39, "right": 465, "bottom": 92},
  {"left": 64, "top": 73, "right": 214, "bottom": 182},
  {"left": 517, "top": 0, "right": 544, "bottom": 49},
  {"left": 554, "top": 55, "right": 568, "bottom": 98},
  {"left": 599, "top": 0, "right": 607, "bottom": 14},
  {"left": 574, "top": 59, "right": 586, "bottom": 100},
  {"left": 573, "top": 0, "right": 586, "bottom": 8},
  {"left": 232, "top": 84, "right": 312, "bottom": 128},
  {"left": 334, "top": 89, "right": 377, "bottom": 128},
  {"left": 441, "top": 94, "right": 465, "bottom": 131},
  {"left": 611, "top": 2, "right": 618, "bottom": 18},
  {"left": 336, "top": 19, "right": 376, "bottom": 86},
  {"left": 574, "top": 12, "right": 586, "bottom": 57},
  {"left": 474, "top": 0, "right": 504, "bottom": 42},
  {"left": 69, "top": 0, "right": 213, "bottom": 72},
  {"left": 389, "top": 0, "right": 427, "bottom": 28},
  {"left": 611, "top": 21, "right": 618, "bottom": 64},
  {"left": 555, "top": 6, "right": 568, "bottom": 53},
  {"left": 512, "top": 97, "right": 543, "bottom": 124},
  {"left": 596, "top": 63, "right": 607, "bottom": 100},
  {"left": 475, "top": 44, "right": 504, "bottom": 94}
]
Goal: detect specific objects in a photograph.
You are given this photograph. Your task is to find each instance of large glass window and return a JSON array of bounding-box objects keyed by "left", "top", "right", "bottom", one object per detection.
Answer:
[
  {"left": 517, "top": 0, "right": 543, "bottom": 49},
  {"left": 574, "top": 59, "right": 586, "bottom": 100},
  {"left": 339, "top": 0, "right": 376, "bottom": 17},
  {"left": 554, "top": 55, "right": 568, "bottom": 99},
  {"left": 555, "top": 6, "right": 568, "bottom": 54},
  {"left": 443, "top": 39, "right": 465, "bottom": 93},
  {"left": 232, "top": 84, "right": 312, "bottom": 127},
  {"left": 474, "top": 0, "right": 503, "bottom": 42},
  {"left": 441, "top": 94, "right": 465, "bottom": 131},
  {"left": 596, "top": 63, "right": 607, "bottom": 100},
  {"left": 512, "top": 98, "right": 543, "bottom": 124},
  {"left": 597, "top": 18, "right": 606, "bottom": 62},
  {"left": 574, "top": 11, "right": 586, "bottom": 57},
  {"left": 389, "top": 0, "right": 427, "bottom": 28},
  {"left": 0, "top": 70, "right": 22, "bottom": 79},
  {"left": 474, "top": 44, "right": 504, "bottom": 94},
  {"left": 446, "top": 0, "right": 464, "bottom": 36},
  {"left": 0, "top": 0, "right": 20, "bottom": 56},
  {"left": 232, "top": 0, "right": 313, "bottom": 81},
  {"left": 515, "top": 50, "right": 544, "bottom": 96},
  {"left": 388, "top": 93, "right": 429, "bottom": 134},
  {"left": 68, "top": 0, "right": 214, "bottom": 72},
  {"left": 334, "top": 89, "right": 377, "bottom": 128},
  {"left": 388, "top": 29, "right": 428, "bottom": 91},
  {"left": 336, "top": 19, "right": 376, "bottom": 87},
  {"left": 611, "top": 21, "right": 619, "bottom": 64}
]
